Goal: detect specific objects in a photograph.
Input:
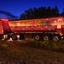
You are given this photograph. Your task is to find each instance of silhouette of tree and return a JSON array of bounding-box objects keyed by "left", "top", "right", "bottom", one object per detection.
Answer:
[
  {"left": 46, "top": 6, "right": 52, "bottom": 17},
  {"left": 54, "top": 6, "right": 59, "bottom": 15},
  {"left": 20, "top": 6, "right": 60, "bottom": 19},
  {"left": 60, "top": 8, "right": 64, "bottom": 16},
  {"left": 51, "top": 6, "right": 59, "bottom": 17},
  {"left": 38, "top": 7, "right": 46, "bottom": 18},
  {"left": 20, "top": 13, "right": 26, "bottom": 19}
]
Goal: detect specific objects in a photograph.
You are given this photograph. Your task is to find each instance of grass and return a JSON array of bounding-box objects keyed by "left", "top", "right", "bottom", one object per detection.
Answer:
[
  {"left": 0, "top": 40, "right": 64, "bottom": 64},
  {"left": 27, "top": 40, "right": 64, "bottom": 52}
]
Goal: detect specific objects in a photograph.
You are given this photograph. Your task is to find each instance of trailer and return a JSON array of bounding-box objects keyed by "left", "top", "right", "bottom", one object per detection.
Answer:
[{"left": 0, "top": 16, "right": 64, "bottom": 41}]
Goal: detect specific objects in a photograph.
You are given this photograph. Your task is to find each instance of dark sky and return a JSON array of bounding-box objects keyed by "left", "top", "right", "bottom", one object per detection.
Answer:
[{"left": 0, "top": 0, "right": 64, "bottom": 17}]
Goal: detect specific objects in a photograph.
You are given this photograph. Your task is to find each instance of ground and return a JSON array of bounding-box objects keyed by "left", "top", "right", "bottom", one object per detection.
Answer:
[{"left": 0, "top": 40, "right": 64, "bottom": 64}]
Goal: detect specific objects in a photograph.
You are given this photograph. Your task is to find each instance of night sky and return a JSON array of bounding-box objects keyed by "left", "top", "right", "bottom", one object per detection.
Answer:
[{"left": 0, "top": 0, "right": 64, "bottom": 17}]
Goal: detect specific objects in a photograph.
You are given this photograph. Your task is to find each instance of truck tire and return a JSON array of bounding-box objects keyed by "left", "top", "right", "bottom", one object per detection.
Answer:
[
  {"left": 43, "top": 35, "right": 49, "bottom": 41},
  {"left": 34, "top": 35, "right": 40, "bottom": 41},
  {"left": 53, "top": 36, "right": 59, "bottom": 41},
  {"left": 11, "top": 34, "right": 16, "bottom": 40},
  {"left": 0, "top": 35, "right": 3, "bottom": 40}
]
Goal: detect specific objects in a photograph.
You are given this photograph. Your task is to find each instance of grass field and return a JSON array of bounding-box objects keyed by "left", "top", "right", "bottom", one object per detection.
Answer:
[{"left": 0, "top": 40, "right": 64, "bottom": 64}]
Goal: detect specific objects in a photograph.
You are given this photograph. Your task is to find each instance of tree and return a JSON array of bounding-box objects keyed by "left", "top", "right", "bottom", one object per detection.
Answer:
[
  {"left": 60, "top": 8, "right": 64, "bottom": 16},
  {"left": 51, "top": 6, "right": 59, "bottom": 17},
  {"left": 20, "top": 13, "right": 26, "bottom": 19},
  {"left": 46, "top": 6, "right": 52, "bottom": 17},
  {"left": 20, "top": 6, "right": 59, "bottom": 19},
  {"left": 54, "top": 6, "right": 59, "bottom": 15}
]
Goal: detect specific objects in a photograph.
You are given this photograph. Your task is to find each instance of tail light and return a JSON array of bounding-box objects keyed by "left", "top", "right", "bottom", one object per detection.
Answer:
[
  {"left": 16, "top": 34, "right": 20, "bottom": 38},
  {"left": 2, "top": 34, "right": 8, "bottom": 40},
  {"left": 60, "top": 33, "right": 63, "bottom": 36},
  {"left": 3, "top": 34, "right": 8, "bottom": 39}
]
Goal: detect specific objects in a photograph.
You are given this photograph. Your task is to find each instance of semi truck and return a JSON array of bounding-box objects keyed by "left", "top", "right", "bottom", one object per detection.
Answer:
[{"left": 0, "top": 16, "right": 64, "bottom": 41}]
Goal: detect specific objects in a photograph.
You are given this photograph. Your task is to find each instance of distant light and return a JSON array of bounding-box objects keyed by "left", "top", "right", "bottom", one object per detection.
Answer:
[
  {"left": 54, "top": 20, "right": 56, "bottom": 23},
  {"left": 35, "top": 25, "right": 36, "bottom": 26},
  {"left": 17, "top": 35, "right": 20, "bottom": 38},
  {"left": 16, "top": 34, "right": 20, "bottom": 40},
  {"left": 60, "top": 32, "right": 63, "bottom": 36},
  {"left": 46, "top": 26, "right": 47, "bottom": 28},
  {"left": 61, "top": 37, "right": 64, "bottom": 39},
  {"left": 1, "top": 18, "right": 8, "bottom": 21},
  {"left": 58, "top": 19, "right": 62, "bottom": 21},
  {"left": 46, "top": 19, "right": 48, "bottom": 20}
]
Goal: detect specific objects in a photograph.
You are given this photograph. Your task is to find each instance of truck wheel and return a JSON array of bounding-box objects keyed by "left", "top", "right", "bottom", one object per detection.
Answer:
[
  {"left": 34, "top": 35, "right": 40, "bottom": 41},
  {"left": 11, "top": 35, "right": 16, "bottom": 40},
  {"left": 43, "top": 36, "right": 49, "bottom": 41},
  {"left": 53, "top": 36, "right": 59, "bottom": 41}
]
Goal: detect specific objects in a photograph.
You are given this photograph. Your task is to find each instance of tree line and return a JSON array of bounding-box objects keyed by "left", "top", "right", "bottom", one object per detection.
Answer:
[{"left": 20, "top": 6, "right": 64, "bottom": 19}]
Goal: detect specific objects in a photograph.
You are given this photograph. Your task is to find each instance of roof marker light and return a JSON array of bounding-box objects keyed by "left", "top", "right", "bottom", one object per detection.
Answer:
[{"left": 1, "top": 18, "right": 8, "bottom": 21}]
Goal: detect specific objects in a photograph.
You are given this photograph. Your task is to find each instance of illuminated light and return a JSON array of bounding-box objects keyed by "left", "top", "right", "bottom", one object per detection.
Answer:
[
  {"left": 61, "top": 37, "right": 64, "bottom": 39},
  {"left": 27, "top": 24, "right": 29, "bottom": 26},
  {"left": 46, "top": 26, "right": 47, "bottom": 28},
  {"left": 46, "top": 19, "right": 48, "bottom": 20},
  {"left": 2, "top": 34, "right": 8, "bottom": 40},
  {"left": 41, "top": 29, "right": 43, "bottom": 30},
  {"left": 23, "top": 28, "right": 25, "bottom": 30},
  {"left": 17, "top": 35, "right": 20, "bottom": 38},
  {"left": 26, "top": 27, "right": 27, "bottom": 28},
  {"left": 58, "top": 19, "right": 62, "bottom": 21},
  {"left": 16, "top": 34, "right": 20, "bottom": 41},
  {"left": 35, "top": 25, "right": 36, "bottom": 26},
  {"left": 54, "top": 20, "right": 56, "bottom": 23},
  {"left": 2, "top": 30, "right": 3, "bottom": 32},
  {"left": 30, "top": 22, "right": 32, "bottom": 23},
  {"left": 19, "top": 21, "right": 20, "bottom": 22},
  {"left": 3, "top": 35, "right": 6, "bottom": 39},
  {"left": 39, "top": 26, "right": 41, "bottom": 28},
  {"left": 60, "top": 33, "right": 63, "bottom": 36},
  {"left": 1, "top": 18, "right": 8, "bottom": 21},
  {"left": 17, "top": 23, "right": 20, "bottom": 26}
]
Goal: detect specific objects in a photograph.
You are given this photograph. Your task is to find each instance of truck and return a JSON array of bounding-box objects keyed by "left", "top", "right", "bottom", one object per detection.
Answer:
[{"left": 0, "top": 16, "right": 64, "bottom": 41}]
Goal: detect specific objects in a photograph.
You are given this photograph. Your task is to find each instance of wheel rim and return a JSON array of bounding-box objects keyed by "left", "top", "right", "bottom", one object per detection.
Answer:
[
  {"left": 43, "top": 36, "right": 49, "bottom": 41},
  {"left": 53, "top": 36, "right": 59, "bottom": 41},
  {"left": 34, "top": 35, "right": 40, "bottom": 40}
]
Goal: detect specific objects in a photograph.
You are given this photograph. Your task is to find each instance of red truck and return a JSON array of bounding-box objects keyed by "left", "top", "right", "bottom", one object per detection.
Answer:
[{"left": 0, "top": 16, "right": 64, "bottom": 41}]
